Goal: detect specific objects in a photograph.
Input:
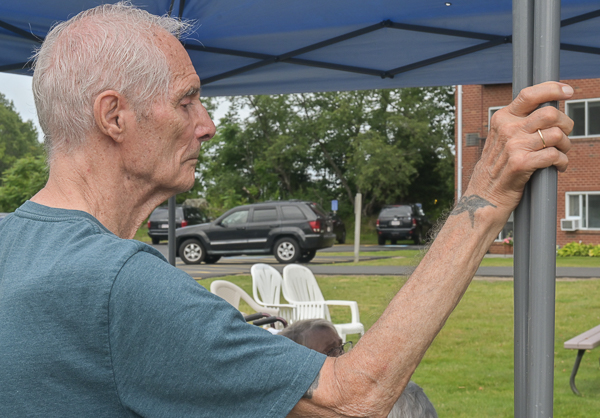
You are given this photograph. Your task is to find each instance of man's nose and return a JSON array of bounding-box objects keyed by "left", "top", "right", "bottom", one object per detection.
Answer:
[{"left": 196, "top": 104, "right": 216, "bottom": 141}]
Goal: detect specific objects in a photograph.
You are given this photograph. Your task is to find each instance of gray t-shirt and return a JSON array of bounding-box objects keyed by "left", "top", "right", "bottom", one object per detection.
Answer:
[{"left": 0, "top": 201, "right": 325, "bottom": 417}]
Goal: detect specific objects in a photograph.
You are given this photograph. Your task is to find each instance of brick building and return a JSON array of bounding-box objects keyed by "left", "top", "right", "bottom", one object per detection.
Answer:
[{"left": 456, "top": 79, "right": 600, "bottom": 253}]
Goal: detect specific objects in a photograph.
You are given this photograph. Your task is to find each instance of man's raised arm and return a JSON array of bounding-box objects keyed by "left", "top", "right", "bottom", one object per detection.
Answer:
[{"left": 289, "top": 81, "right": 574, "bottom": 418}]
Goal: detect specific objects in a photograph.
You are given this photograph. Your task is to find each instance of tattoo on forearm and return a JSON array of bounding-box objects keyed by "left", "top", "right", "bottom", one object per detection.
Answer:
[
  {"left": 451, "top": 195, "right": 497, "bottom": 227},
  {"left": 302, "top": 372, "right": 320, "bottom": 399}
]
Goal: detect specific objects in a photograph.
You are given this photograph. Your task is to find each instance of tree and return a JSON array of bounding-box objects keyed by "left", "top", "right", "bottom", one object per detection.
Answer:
[
  {"left": 198, "top": 95, "right": 314, "bottom": 214},
  {"left": 197, "top": 87, "right": 455, "bottom": 221},
  {"left": 0, "top": 93, "right": 42, "bottom": 182},
  {"left": 0, "top": 155, "right": 48, "bottom": 211}
]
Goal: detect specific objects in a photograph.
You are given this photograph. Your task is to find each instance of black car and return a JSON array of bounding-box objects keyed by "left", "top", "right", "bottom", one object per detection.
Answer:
[
  {"left": 147, "top": 205, "right": 210, "bottom": 244},
  {"left": 328, "top": 213, "right": 346, "bottom": 244},
  {"left": 376, "top": 204, "right": 431, "bottom": 245},
  {"left": 176, "top": 201, "right": 336, "bottom": 264}
]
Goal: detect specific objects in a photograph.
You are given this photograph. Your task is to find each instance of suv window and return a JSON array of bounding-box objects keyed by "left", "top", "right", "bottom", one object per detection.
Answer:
[
  {"left": 306, "top": 202, "right": 327, "bottom": 218},
  {"left": 184, "top": 207, "right": 200, "bottom": 221},
  {"left": 252, "top": 208, "right": 278, "bottom": 222},
  {"left": 186, "top": 207, "right": 209, "bottom": 223},
  {"left": 282, "top": 205, "right": 306, "bottom": 220},
  {"left": 149, "top": 207, "right": 184, "bottom": 221},
  {"left": 380, "top": 207, "right": 411, "bottom": 217},
  {"left": 221, "top": 210, "right": 249, "bottom": 226}
]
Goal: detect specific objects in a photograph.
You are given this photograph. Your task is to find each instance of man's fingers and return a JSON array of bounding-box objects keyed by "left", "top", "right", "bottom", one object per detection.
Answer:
[
  {"left": 529, "top": 147, "right": 570, "bottom": 172},
  {"left": 533, "top": 127, "right": 572, "bottom": 154},
  {"left": 524, "top": 105, "right": 575, "bottom": 137},
  {"left": 507, "top": 82, "right": 574, "bottom": 118}
]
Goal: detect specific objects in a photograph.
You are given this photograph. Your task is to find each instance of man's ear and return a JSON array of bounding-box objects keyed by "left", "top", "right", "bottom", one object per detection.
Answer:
[{"left": 93, "top": 90, "right": 131, "bottom": 142}]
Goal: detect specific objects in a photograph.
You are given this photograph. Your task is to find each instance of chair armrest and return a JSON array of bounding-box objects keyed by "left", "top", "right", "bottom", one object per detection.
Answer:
[
  {"left": 238, "top": 293, "right": 279, "bottom": 317},
  {"left": 262, "top": 302, "right": 295, "bottom": 310},
  {"left": 260, "top": 303, "right": 296, "bottom": 323},
  {"left": 324, "top": 300, "right": 361, "bottom": 323},
  {"left": 254, "top": 299, "right": 295, "bottom": 311}
]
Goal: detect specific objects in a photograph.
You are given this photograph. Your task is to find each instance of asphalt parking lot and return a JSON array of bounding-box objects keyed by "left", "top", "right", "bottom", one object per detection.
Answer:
[
  {"left": 149, "top": 243, "right": 600, "bottom": 280},
  {"left": 150, "top": 244, "right": 417, "bottom": 279}
]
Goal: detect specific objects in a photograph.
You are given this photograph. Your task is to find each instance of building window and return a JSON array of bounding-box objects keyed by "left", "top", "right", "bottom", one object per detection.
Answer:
[
  {"left": 565, "top": 192, "right": 600, "bottom": 229},
  {"left": 565, "top": 99, "right": 600, "bottom": 138},
  {"left": 496, "top": 212, "right": 514, "bottom": 242},
  {"left": 488, "top": 106, "right": 503, "bottom": 131}
]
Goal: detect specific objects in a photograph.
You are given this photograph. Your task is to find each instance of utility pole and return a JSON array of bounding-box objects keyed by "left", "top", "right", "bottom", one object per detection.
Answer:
[{"left": 354, "top": 193, "right": 362, "bottom": 263}]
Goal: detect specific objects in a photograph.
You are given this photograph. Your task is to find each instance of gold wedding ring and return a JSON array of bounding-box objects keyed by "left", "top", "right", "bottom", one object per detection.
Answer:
[{"left": 537, "top": 129, "right": 546, "bottom": 149}]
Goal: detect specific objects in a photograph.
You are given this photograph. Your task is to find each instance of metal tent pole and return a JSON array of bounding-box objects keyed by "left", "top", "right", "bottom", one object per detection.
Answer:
[
  {"left": 168, "top": 196, "right": 177, "bottom": 266},
  {"left": 512, "top": 1, "right": 534, "bottom": 416},
  {"left": 456, "top": 85, "right": 463, "bottom": 201},
  {"left": 528, "top": 1, "right": 561, "bottom": 416}
]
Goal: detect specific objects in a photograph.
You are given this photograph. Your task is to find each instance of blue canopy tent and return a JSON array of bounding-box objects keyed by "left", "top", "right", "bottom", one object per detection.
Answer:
[
  {"left": 1, "top": 1, "right": 599, "bottom": 416},
  {"left": 1, "top": 1, "right": 600, "bottom": 93}
]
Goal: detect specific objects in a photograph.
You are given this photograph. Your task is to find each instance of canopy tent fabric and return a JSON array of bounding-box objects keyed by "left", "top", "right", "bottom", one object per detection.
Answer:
[
  {"left": 0, "top": 0, "right": 599, "bottom": 96},
  {"left": 0, "top": 1, "right": 598, "bottom": 417}
]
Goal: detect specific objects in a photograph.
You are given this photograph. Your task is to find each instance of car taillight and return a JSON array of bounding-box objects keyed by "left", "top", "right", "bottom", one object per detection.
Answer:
[
  {"left": 376, "top": 219, "right": 380, "bottom": 226},
  {"left": 308, "top": 220, "right": 321, "bottom": 233},
  {"left": 181, "top": 220, "right": 188, "bottom": 227},
  {"left": 412, "top": 217, "right": 417, "bottom": 226},
  {"left": 147, "top": 221, "right": 151, "bottom": 229}
]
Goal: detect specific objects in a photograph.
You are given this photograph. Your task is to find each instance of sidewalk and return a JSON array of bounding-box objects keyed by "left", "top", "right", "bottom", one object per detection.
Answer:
[{"left": 304, "top": 264, "right": 600, "bottom": 279}]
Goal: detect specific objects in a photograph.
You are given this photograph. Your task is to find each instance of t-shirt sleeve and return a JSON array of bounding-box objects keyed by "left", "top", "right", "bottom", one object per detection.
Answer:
[{"left": 108, "top": 251, "right": 325, "bottom": 418}]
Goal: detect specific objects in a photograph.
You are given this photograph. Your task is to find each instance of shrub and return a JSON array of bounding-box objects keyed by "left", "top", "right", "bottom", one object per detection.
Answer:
[
  {"left": 588, "top": 244, "right": 600, "bottom": 257},
  {"left": 557, "top": 242, "right": 595, "bottom": 257}
]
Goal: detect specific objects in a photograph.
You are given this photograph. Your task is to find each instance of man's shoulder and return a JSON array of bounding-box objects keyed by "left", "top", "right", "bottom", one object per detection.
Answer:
[
  {"left": 3, "top": 201, "right": 169, "bottom": 286},
  {"left": 10, "top": 200, "right": 165, "bottom": 260}
]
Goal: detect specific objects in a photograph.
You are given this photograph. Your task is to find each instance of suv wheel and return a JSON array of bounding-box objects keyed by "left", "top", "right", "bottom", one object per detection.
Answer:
[
  {"left": 274, "top": 238, "right": 300, "bottom": 263},
  {"left": 378, "top": 236, "right": 385, "bottom": 246},
  {"left": 413, "top": 230, "right": 422, "bottom": 245},
  {"left": 151, "top": 237, "right": 160, "bottom": 245},
  {"left": 298, "top": 249, "right": 317, "bottom": 263},
  {"left": 179, "top": 239, "right": 205, "bottom": 264},
  {"left": 337, "top": 229, "right": 346, "bottom": 244}
]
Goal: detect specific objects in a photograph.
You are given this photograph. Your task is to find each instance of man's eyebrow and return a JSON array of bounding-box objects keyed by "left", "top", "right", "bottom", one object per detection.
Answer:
[{"left": 180, "top": 86, "right": 200, "bottom": 101}]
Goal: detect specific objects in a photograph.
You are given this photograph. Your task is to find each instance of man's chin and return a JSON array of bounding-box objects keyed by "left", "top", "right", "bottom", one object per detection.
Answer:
[{"left": 175, "top": 172, "right": 197, "bottom": 193}]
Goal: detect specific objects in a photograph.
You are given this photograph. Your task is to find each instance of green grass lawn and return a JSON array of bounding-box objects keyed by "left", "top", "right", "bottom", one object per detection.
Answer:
[
  {"left": 134, "top": 225, "right": 152, "bottom": 243},
  {"left": 328, "top": 249, "right": 600, "bottom": 268},
  {"left": 197, "top": 275, "right": 600, "bottom": 416}
]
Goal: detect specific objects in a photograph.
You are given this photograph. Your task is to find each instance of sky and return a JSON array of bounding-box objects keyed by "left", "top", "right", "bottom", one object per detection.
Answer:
[
  {"left": 0, "top": 73, "right": 41, "bottom": 141},
  {"left": 0, "top": 72, "right": 231, "bottom": 142}
]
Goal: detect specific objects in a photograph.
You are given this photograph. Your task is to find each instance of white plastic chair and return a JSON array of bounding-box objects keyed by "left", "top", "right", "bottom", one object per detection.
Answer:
[
  {"left": 210, "top": 280, "right": 278, "bottom": 317},
  {"left": 282, "top": 264, "right": 364, "bottom": 342},
  {"left": 250, "top": 263, "right": 295, "bottom": 323}
]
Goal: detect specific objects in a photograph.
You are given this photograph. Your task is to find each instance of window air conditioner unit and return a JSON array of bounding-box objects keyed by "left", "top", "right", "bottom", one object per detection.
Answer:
[{"left": 560, "top": 218, "right": 580, "bottom": 231}]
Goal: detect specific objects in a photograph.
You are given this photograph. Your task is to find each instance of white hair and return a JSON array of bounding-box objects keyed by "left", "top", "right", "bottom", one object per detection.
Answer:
[
  {"left": 388, "top": 382, "right": 438, "bottom": 418},
  {"left": 31, "top": 1, "right": 192, "bottom": 159},
  {"left": 279, "top": 318, "right": 339, "bottom": 347}
]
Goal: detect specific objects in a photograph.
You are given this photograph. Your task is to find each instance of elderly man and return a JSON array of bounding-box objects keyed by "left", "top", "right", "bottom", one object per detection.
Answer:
[{"left": 0, "top": 3, "right": 573, "bottom": 417}]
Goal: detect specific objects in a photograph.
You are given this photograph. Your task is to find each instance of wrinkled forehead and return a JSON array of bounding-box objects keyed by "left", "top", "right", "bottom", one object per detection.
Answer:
[{"left": 155, "top": 30, "right": 198, "bottom": 87}]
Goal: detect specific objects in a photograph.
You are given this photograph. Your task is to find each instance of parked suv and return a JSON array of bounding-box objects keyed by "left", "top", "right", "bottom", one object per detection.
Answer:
[
  {"left": 328, "top": 212, "right": 346, "bottom": 244},
  {"left": 147, "top": 205, "right": 210, "bottom": 244},
  {"left": 376, "top": 204, "right": 431, "bottom": 245},
  {"left": 175, "top": 201, "right": 336, "bottom": 264}
]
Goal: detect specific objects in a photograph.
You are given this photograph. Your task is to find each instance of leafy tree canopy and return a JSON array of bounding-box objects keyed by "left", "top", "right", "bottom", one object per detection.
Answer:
[
  {"left": 198, "top": 87, "right": 454, "bottom": 221},
  {"left": 0, "top": 155, "right": 48, "bottom": 211},
  {"left": 0, "top": 93, "right": 43, "bottom": 182}
]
